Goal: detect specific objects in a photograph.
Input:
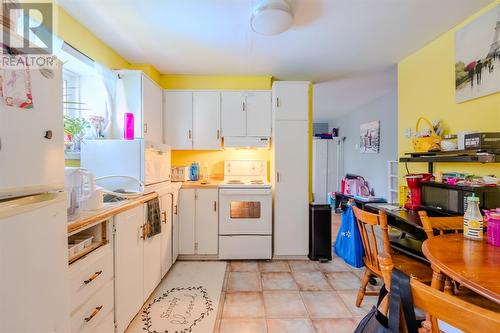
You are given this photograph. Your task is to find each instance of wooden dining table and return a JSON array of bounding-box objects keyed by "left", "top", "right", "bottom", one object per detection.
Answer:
[{"left": 422, "top": 233, "right": 500, "bottom": 304}]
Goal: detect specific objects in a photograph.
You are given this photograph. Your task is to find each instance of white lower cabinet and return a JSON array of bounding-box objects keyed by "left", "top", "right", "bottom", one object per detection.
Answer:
[
  {"left": 160, "top": 193, "right": 173, "bottom": 277},
  {"left": 172, "top": 191, "right": 180, "bottom": 263},
  {"left": 178, "top": 188, "right": 219, "bottom": 256},
  {"left": 70, "top": 281, "right": 114, "bottom": 333},
  {"left": 114, "top": 205, "right": 144, "bottom": 333},
  {"left": 142, "top": 230, "right": 161, "bottom": 301}
]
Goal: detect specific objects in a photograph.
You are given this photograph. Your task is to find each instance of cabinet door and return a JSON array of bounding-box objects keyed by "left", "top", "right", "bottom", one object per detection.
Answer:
[
  {"left": 172, "top": 191, "right": 180, "bottom": 263},
  {"left": 195, "top": 189, "right": 219, "bottom": 255},
  {"left": 160, "top": 194, "right": 173, "bottom": 277},
  {"left": 193, "top": 92, "right": 221, "bottom": 150},
  {"left": 178, "top": 189, "right": 196, "bottom": 255},
  {"left": 246, "top": 91, "right": 271, "bottom": 137},
  {"left": 273, "top": 82, "right": 309, "bottom": 121},
  {"left": 142, "top": 74, "right": 163, "bottom": 144},
  {"left": 143, "top": 204, "right": 162, "bottom": 301},
  {"left": 164, "top": 91, "right": 193, "bottom": 149},
  {"left": 221, "top": 91, "right": 246, "bottom": 137},
  {"left": 274, "top": 121, "right": 309, "bottom": 256},
  {"left": 114, "top": 205, "right": 144, "bottom": 333}
]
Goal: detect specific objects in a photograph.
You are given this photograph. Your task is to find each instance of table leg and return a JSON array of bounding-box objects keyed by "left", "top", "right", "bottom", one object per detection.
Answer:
[{"left": 430, "top": 266, "right": 444, "bottom": 291}]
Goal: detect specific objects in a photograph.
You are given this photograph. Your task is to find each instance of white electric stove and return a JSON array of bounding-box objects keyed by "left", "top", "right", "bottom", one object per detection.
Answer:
[{"left": 218, "top": 160, "right": 272, "bottom": 259}]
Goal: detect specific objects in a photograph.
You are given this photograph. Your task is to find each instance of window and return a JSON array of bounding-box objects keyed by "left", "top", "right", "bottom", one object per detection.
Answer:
[{"left": 63, "top": 69, "right": 81, "bottom": 117}]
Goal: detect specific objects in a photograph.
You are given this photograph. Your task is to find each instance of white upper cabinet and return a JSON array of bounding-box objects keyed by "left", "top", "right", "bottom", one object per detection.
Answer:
[
  {"left": 273, "top": 82, "right": 309, "bottom": 121},
  {"left": 221, "top": 91, "right": 246, "bottom": 137},
  {"left": 193, "top": 92, "right": 221, "bottom": 150},
  {"left": 142, "top": 74, "right": 163, "bottom": 144},
  {"left": 116, "top": 70, "right": 162, "bottom": 143},
  {"left": 221, "top": 91, "right": 271, "bottom": 138},
  {"left": 246, "top": 91, "right": 271, "bottom": 136},
  {"left": 164, "top": 91, "right": 193, "bottom": 150}
]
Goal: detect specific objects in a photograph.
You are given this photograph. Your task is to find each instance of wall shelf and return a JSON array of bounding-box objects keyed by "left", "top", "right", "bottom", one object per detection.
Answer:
[{"left": 399, "top": 150, "right": 499, "bottom": 173}]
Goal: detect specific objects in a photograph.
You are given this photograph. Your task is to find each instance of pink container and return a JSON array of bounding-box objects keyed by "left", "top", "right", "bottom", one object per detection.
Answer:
[
  {"left": 485, "top": 209, "right": 500, "bottom": 247},
  {"left": 124, "top": 112, "right": 134, "bottom": 140}
]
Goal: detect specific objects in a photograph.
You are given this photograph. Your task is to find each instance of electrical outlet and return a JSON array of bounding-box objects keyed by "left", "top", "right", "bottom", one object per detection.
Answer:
[{"left": 405, "top": 128, "right": 412, "bottom": 138}]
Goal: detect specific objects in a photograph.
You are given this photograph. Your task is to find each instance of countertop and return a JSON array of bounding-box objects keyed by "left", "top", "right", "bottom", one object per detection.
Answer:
[
  {"left": 68, "top": 192, "right": 158, "bottom": 234},
  {"left": 180, "top": 179, "right": 223, "bottom": 189}
]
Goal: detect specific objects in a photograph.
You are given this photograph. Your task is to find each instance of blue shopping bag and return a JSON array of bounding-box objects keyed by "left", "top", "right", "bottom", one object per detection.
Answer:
[{"left": 334, "top": 205, "right": 365, "bottom": 268}]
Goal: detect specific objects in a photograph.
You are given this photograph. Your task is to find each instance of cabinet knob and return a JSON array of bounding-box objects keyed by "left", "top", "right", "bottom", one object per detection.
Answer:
[
  {"left": 161, "top": 211, "right": 167, "bottom": 223},
  {"left": 216, "top": 129, "right": 220, "bottom": 140},
  {"left": 144, "top": 123, "right": 148, "bottom": 133},
  {"left": 214, "top": 201, "right": 217, "bottom": 212},
  {"left": 188, "top": 130, "right": 192, "bottom": 139},
  {"left": 44, "top": 130, "right": 53, "bottom": 139}
]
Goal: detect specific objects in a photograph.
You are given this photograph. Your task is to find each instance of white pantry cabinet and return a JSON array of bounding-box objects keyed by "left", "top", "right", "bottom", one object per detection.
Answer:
[
  {"left": 178, "top": 188, "right": 219, "bottom": 256},
  {"left": 193, "top": 92, "right": 221, "bottom": 150},
  {"left": 172, "top": 191, "right": 180, "bottom": 263},
  {"left": 272, "top": 81, "right": 310, "bottom": 257},
  {"left": 221, "top": 91, "right": 271, "bottom": 137},
  {"left": 116, "top": 70, "right": 163, "bottom": 143},
  {"left": 163, "top": 91, "right": 221, "bottom": 150},
  {"left": 163, "top": 91, "right": 193, "bottom": 149},
  {"left": 114, "top": 205, "right": 144, "bottom": 333},
  {"left": 272, "top": 81, "right": 309, "bottom": 121}
]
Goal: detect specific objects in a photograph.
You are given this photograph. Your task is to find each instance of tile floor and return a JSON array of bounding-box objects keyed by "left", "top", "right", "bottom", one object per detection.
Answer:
[{"left": 214, "top": 258, "right": 381, "bottom": 333}]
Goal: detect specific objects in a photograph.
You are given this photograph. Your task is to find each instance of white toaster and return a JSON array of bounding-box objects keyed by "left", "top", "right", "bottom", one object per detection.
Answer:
[{"left": 171, "top": 166, "right": 190, "bottom": 182}]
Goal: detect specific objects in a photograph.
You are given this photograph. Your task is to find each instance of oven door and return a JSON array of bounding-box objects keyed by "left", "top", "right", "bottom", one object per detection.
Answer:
[{"left": 219, "top": 188, "right": 272, "bottom": 235}]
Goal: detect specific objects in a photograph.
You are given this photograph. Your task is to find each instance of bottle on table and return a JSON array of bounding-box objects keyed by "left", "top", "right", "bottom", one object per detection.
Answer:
[{"left": 463, "top": 195, "right": 483, "bottom": 240}]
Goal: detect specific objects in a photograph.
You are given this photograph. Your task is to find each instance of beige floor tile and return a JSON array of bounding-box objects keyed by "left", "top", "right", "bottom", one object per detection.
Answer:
[
  {"left": 288, "top": 260, "right": 320, "bottom": 272},
  {"left": 219, "top": 318, "right": 267, "bottom": 333},
  {"left": 318, "top": 258, "right": 352, "bottom": 272},
  {"left": 300, "top": 291, "right": 352, "bottom": 319},
  {"left": 325, "top": 271, "right": 361, "bottom": 291},
  {"left": 351, "top": 267, "right": 365, "bottom": 279},
  {"left": 230, "top": 261, "right": 260, "bottom": 272},
  {"left": 222, "top": 292, "right": 265, "bottom": 318},
  {"left": 258, "top": 260, "right": 290, "bottom": 272},
  {"left": 263, "top": 291, "right": 308, "bottom": 318},
  {"left": 226, "top": 272, "right": 262, "bottom": 292},
  {"left": 311, "top": 318, "right": 358, "bottom": 333},
  {"left": 266, "top": 318, "right": 314, "bottom": 333},
  {"left": 261, "top": 272, "right": 298, "bottom": 290},
  {"left": 292, "top": 271, "right": 332, "bottom": 291},
  {"left": 337, "top": 290, "right": 377, "bottom": 316}
]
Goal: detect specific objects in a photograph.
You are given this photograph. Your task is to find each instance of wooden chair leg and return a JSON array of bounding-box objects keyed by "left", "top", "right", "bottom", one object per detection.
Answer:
[
  {"left": 444, "top": 278, "right": 454, "bottom": 295},
  {"left": 430, "top": 268, "right": 444, "bottom": 291},
  {"left": 356, "top": 268, "right": 371, "bottom": 307}
]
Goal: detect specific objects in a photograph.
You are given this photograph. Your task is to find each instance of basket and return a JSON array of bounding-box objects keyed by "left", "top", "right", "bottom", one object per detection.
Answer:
[{"left": 412, "top": 117, "right": 441, "bottom": 152}]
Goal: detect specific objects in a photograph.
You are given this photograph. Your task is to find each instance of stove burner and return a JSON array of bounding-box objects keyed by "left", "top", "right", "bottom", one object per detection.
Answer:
[{"left": 250, "top": 180, "right": 264, "bottom": 184}]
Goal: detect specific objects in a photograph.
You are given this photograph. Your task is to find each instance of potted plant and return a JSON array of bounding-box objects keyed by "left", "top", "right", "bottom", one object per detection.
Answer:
[{"left": 64, "top": 115, "right": 90, "bottom": 151}]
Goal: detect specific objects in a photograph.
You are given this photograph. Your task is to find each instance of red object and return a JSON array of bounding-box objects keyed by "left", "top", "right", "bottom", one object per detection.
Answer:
[
  {"left": 465, "top": 61, "right": 477, "bottom": 72},
  {"left": 341, "top": 178, "right": 346, "bottom": 194},
  {"left": 124, "top": 113, "right": 134, "bottom": 140},
  {"left": 404, "top": 174, "right": 430, "bottom": 211}
]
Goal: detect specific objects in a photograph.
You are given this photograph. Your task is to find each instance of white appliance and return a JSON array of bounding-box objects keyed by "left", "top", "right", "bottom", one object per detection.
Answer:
[
  {"left": 81, "top": 139, "right": 171, "bottom": 193},
  {"left": 312, "top": 137, "right": 344, "bottom": 203},
  {"left": 0, "top": 35, "right": 70, "bottom": 331},
  {"left": 218, "top": 160, "right": 272, "bottom": 259},
  {"left": 171, "top": 166, "right": 190, "bottom": 182}
]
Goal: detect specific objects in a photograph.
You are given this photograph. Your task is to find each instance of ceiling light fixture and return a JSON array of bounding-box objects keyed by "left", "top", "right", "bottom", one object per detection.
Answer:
[{"left": 251, "top": 0, "right": 294, "bottom": 36}]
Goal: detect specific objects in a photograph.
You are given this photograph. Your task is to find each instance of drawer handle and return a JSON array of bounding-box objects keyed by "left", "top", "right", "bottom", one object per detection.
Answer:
[
  {"left": 162, "top": 211, "right": 167, "bottom": 223},
  {"left": 174, "top": 204, "right": 178, "bottom": 215},
  {"left": 84, "top": 306, "right": 103, "bottom": 322},
  {"left": 83, "top": 270, "right": 102, "bottom": 285}
]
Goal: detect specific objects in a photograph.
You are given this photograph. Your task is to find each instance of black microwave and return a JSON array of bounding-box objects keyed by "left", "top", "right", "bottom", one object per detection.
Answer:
[{"left": 421, "top": 182, "right": 500, "bottom": 215}]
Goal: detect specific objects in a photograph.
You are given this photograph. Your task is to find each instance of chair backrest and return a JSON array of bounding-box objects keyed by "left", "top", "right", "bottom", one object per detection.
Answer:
[
  {"left": 352, "top": 206, "right": 391, "bottom": 275},
  {"left": 418, "top": 211, "right": 463, "bottom": 239},
  {"left": 378, "top": 253, "right": 500, "bottom": 333}
]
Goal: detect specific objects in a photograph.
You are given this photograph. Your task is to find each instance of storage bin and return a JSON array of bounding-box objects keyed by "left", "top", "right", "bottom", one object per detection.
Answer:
[{"left": 74, "top": 236, "right": 94, "bottom": 248}]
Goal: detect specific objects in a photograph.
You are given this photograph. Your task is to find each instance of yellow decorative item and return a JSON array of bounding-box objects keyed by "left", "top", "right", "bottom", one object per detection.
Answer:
[{"left": 412, "top": 117, "right": 441, "bottom": 152}]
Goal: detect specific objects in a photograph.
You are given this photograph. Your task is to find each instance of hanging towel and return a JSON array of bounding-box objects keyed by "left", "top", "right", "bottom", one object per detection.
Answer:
[{"left": 146, "top": 198, "right": 162, "bottom": 238}]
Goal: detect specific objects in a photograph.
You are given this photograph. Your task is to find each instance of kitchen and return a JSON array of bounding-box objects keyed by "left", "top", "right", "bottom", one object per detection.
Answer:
[{"left": 1, "top": 1, "right": 500, "bottom": 333}]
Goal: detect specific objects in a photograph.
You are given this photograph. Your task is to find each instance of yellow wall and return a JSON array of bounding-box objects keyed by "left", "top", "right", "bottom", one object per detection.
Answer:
[
  {"left": 129, "top": 64, "right": 162, "bottom": 85},
  {"left": 398, "top": 1, "right": 500, "bottom": 183},
  {"left": 160, "top": 75, "right": 273, "bottom": 90}
]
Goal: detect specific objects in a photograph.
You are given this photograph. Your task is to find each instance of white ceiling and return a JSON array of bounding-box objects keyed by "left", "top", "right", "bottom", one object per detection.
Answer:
[{"left": 57, "top": 0, "right": 491, "bottom": 82}]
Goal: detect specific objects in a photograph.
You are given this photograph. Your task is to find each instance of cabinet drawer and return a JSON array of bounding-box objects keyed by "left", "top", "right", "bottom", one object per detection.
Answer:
[
  {"left": 71, "top": 281, "right": 114, "bottom": 333},
  {"left": 91, "top": 310, "right": 114, "bottom": 333},
  {"left": 69, "top": 244, "right": 112, "bottom": 312}
]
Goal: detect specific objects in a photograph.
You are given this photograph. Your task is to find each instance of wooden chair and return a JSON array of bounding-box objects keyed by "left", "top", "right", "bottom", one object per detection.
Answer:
[
  {"left": 418, "top": 211, "right": 463, "bottom": 295},
  {"left": 378, "top": 253, "right": 500, "bottom": 333},
  {"left": 352, "top": 206, "right": 432, "bottom": 307}
]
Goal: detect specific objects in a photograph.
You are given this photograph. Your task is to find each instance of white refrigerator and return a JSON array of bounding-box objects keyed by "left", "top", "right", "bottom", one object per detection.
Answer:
[
  {"left": 312, "top": 138, "right": 344, "bottom": 204},
  {"left": 0, "top": 60, "right": 70, "bottom": 330}
]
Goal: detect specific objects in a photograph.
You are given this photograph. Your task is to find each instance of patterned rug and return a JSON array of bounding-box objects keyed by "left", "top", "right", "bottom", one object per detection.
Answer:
[{"left": 126, "top": 261, "right": 227, "bottom": 333}]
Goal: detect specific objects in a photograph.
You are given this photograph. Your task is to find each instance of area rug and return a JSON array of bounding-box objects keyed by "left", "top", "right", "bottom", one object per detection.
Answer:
[{"left": 126, "top": 261, "right": 227, "bottom": 333}]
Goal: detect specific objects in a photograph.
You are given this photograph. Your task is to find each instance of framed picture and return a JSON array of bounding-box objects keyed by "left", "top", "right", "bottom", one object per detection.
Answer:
[
  {"left": 455, "top": 5, "right": 500, "bottom": 103},
  {"left": 360, "top": 120, "right": 380, "bottom": 154}
]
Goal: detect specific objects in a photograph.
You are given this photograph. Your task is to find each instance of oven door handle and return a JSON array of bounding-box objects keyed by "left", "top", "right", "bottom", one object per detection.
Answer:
[{"left": 219, "top": 189, "right": 272, "bottom": 196}]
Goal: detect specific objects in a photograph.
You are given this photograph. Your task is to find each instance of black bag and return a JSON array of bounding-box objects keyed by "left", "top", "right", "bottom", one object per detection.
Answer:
[{"left": 353, "top": 269, "right": 419, "bottom": 333}]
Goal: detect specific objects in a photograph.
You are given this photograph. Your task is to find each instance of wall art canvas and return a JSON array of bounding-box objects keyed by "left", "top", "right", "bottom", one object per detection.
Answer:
[
  {"left": 360, "top": 120, "right": 380, "bottom": 154},
  {"left": 455, "top": 5, "right": 500, "bottom": 103}
]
